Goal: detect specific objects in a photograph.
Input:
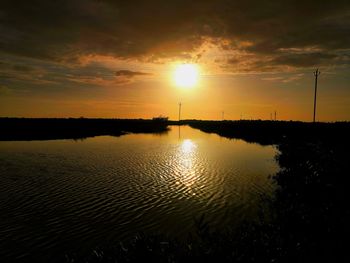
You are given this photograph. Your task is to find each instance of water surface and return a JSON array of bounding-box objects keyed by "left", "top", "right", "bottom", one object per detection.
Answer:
[{"left": 0, "top": 125, "right": 279, "bottom": 260}]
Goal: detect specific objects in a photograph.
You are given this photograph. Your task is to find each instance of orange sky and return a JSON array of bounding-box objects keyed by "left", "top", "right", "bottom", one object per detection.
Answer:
[
  {"left": 1, "top": 1, "right": 350, "bottom": 121},
  {"left": 1, "top": 60, "right": 349, "bottom": 121}
]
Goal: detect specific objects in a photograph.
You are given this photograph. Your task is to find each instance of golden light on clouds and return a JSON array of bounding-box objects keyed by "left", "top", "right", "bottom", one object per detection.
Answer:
[
  {"left": 173, "top": 64, "right": 199, "bottom": 88},
  {"left": 1, "top": 0, "right": 350, "bottom": 121}
]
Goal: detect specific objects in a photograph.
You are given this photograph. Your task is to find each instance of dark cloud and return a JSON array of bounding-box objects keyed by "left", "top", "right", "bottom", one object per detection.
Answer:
[
  {"left": 0, "top": 0, "right": 349, "bottom": 71},
  {"left": 271, "top": 52, "right": 338, "bottom": 67},
  {"left": 115, "top": 70, "right": 152, "bottom": 78},
  {"left": 0, "top": 61, "right": 34, "bottom": 72},
  {"left": 226, "top": 51, "right": 341, "bottom": 73},
  {"left": 12, "top": 64, "right": 34, "bottom": 72},
  {"left": 0, "top": 85, "right": 11, "bottom": 95}
]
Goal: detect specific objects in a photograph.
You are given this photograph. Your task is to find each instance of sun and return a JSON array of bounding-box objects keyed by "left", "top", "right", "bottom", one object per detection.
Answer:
[{"left": 173, "top": 64, "right": 199, "bottom": 88}]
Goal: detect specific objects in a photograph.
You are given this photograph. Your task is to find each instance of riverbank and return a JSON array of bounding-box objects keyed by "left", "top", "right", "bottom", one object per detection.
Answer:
[
  {"left": 184, "top": 119, "right": 350, "bottom": 145},
  {"left": 0, "top": 118, "right": 169, "bottom": 141}
]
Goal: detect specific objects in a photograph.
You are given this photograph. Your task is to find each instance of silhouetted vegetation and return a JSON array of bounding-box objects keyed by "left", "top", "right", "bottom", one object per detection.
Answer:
[
  {"left": 0, "top": 118, "right": 169, "bottom": 141},
  {"left": 186, "top": 119, "right": 350, "bottom": 145}
]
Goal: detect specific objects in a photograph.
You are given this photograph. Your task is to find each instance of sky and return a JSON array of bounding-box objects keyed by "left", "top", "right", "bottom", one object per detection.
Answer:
[{"left": 1, "top": 0, "right": 350, "bottom": 121}]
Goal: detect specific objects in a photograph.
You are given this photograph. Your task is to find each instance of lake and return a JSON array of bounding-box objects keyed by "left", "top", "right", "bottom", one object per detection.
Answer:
[{"left": 0, "top": 125, "right": 279, "bottom": 261}]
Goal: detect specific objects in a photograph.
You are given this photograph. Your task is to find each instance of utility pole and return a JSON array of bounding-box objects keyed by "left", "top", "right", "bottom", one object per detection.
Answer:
[
  {"left": 274, "top": 111, "right": 277, "bottom": 121},
  {"left": 313, "top": 69, "right": 321, "bottom": 122},
  {"left": 178, "top": 102, "right": 182, "bottom": 122}
]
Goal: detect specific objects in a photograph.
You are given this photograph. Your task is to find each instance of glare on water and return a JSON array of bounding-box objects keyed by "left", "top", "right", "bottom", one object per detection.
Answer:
[{"left": 0, "top": 125, "right": 279, "bottom": 260}]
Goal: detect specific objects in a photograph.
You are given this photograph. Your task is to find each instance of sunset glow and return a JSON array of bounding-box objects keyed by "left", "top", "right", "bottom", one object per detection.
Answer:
[
  {"left": 0, "top": 1, "right": 349, "bottom": 121},
  {"left": 173, "top": 64, "right": 199, "bottom": 88}
]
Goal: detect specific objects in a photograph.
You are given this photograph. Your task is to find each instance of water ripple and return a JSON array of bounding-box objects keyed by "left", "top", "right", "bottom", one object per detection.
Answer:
[{"left": 0, "top": 126, "right": 279, "bottom": 261}]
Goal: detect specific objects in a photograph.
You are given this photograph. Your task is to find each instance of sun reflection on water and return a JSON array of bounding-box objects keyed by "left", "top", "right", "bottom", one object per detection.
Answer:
[
  {"left": 181, "top": 139, "right": 196, "bottom": 154},
  {"left": 175, "top": 139, "right": 199, "bottom": 194}
]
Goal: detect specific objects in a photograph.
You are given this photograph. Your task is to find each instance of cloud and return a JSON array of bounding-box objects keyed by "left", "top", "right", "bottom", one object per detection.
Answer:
[
  {"left": 0, "top": 60, "right": 36, "bottom": 72},
  {"left": 115, "top": 70, "right": 152, "bottom": 78},
  {"left": 68, "top": 76, "right": 131, "bottom": 87},
  {"left": 0, "top": 0, "right": 349, "bottom": 72},
  {"left": 0, "top": 85, "right": 11, "bottom": 95},
  {"left": 261, "top": 73, "right": 304, "bottom": 83},
  {"left": 271, "top": 52, "right": 337, "bottom": 68}
]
